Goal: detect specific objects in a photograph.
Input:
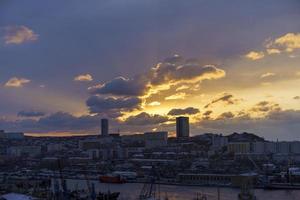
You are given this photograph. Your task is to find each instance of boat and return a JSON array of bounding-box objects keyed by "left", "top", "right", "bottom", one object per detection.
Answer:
[{"left": 99, "top": 175, "right": 126, "bottom": 184}]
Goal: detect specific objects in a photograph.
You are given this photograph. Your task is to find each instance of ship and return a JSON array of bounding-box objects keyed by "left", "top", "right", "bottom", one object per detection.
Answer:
[{"left": 99, "top": 174, "right": 126, "bottom": 184}]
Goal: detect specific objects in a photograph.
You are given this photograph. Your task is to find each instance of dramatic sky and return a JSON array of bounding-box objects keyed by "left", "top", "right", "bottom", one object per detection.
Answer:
[{"left": 1, "top": 0, "right": 300, "bottom": 140}]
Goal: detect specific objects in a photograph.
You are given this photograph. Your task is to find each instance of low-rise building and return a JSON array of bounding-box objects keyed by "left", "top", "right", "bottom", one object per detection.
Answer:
[
  {"left": 144, "top": 131, "right": 168, "bottom": 149},
  {"left": 227, "top": 142, "right": 251, "bottom": 154},
  {"left": 0, "top": 130, "right": 24, "bottom": 140},
  {"left": 47, "top": 143, "right": 64, "bottom": 152},
  {"left": 7, "top": 146, "right": 42, "bottom": 157}
]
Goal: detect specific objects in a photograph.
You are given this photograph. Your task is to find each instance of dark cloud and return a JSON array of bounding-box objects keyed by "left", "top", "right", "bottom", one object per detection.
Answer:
[
  {"left": 163, "top": 55, "right": 184, "bottom": 64},
  {"left": 149, "top": 62, "right": 225, "bottom": 86},
  {"left": 205, "top": 93, "right": 239, "bottom": 108},
  {"left": 168, "top": 107, "right": 200, "bottom": 116},
  {"left": 89, "top": 76, "right": 148, "bottom": 96},
  {"left": 198, "top": 109, "right": 300, "bottom": 140},
  {"left": 250, "top": 101, "right": 281, "bottom": 113},
  {"left": 217, "top": 112, "right": 235, "bottom": 120},
  {"left": 18, "top": 110, "right": 45, "bottom": 117},
  {"left": 89, "top": 55, "right": 225, "bottom": 98},
  {"left": 0, "top": 112, "right": 99, "bottom": 133},
  {"left": 38, "top": 112, "right": 99, "bottom": 130},
  {"left": 202, "top": 110, "right": 213, "bottom": 120},
  {"left": 124, "top": 112, "right": 169, "bottom": 126},
  {"left": 267, "top": 109, "right": 300, "bottom": 122},
  {"left": 294, "top": 96, "right": 300, "bottom": 100},
  {"left": 86, "top": 55, "right": 225, "bottom": 117},
  {"left": 86, "top": 96, "right": 142, "bottom": 114}
]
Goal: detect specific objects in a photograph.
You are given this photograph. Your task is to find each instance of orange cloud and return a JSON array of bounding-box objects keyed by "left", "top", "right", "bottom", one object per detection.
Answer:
[
  {"left": 74, "top": 74, "right": 93, "bottom": 82},
  {"left": 4, "top": 25, "right": 38, "bottom": 45},
  {"left": 5, "top": 77, "right": 31, "bottom": 88}
]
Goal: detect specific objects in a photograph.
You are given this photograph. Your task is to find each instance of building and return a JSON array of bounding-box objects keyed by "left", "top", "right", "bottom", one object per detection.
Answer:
[
  {"left": 290, "top": 142, "right": 300, "bottom": 154},
  {"left": 211, "top": 134, "right": 228, "bottom": 150},
  {"left": 101, "top": 118, "right": 109, "bottom": 136},
  {"left": 144, "top": 131, "right": 168, "bottom": 149},
  {"left": 227, "top": 142, "right": 251, "bottom": 154},
  {"left": 277, "top": 141, "right": 290, "bottom": 154},
  {"left": 251, "top": 142, "right": 265, "bottom": 154},
  {"left": 79, "top": 137, "right": 113, "bottom": 150},
  {"left": 176, "top": 117, "right": 189, "bottom": 138},
  {"left": 7, "top": 146, "right": 42, "bottom": 157},
  {"left": 264, "top": 142, "right": 277, "bottom": 154},
  {"left": 0, "top": 130, "right": 24, "bottom": 140},
  {"left": 47, "top": 143, "right": 64, "bottom": 152}
]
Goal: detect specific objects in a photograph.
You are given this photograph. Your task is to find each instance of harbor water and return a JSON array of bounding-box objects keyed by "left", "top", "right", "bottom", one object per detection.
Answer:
[{"left": 58, "top": 179, "right": 300, "bottom": 200}]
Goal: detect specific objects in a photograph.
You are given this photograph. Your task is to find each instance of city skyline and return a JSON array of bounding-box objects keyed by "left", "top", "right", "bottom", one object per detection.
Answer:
[{"left": 0, "top": 0, "right": 300, "bottom": 140}]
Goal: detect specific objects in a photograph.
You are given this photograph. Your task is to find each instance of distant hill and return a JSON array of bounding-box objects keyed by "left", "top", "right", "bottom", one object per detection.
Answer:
[{"left": 227, "top": 132, "right": 265, "bottom": 142}]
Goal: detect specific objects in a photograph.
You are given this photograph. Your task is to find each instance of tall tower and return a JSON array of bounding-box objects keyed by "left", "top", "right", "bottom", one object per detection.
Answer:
[
  {"left": 176, "top": 116, "right": 189, "bottom": 138},
  {"left": 101, "top": 118, "right": 109, "bottom": 136}
]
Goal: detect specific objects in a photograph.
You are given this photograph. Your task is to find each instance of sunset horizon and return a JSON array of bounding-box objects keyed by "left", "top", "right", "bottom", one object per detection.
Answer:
[{"left": 1, "top": 1, "right": 300, "bottom": 140}]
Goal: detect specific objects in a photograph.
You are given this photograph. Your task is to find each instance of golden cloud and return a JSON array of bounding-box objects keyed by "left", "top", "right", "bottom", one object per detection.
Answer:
[
  {"left": 148, "top": 101, "right": 161, "bottom": 106},
  {"left": 74, "top": 74, "right": 93, "bottom": 82},
  {"left": 165, "top": 92, "right": 186, "bottom": 100},
  {"left": 271, "top": 33, "right": 300, "bottom": 52},
  {"left": 4, "top": 25, "right": 38, "bottom": 45},
  {"left": 245, "top": 51, "right": 265, "bottom": 60},
  {"left": 261, "top": 72, "right": 276, "bottom": 79},
  {"left": 5, "top": 77, "right": 31, "bottom": 88}
]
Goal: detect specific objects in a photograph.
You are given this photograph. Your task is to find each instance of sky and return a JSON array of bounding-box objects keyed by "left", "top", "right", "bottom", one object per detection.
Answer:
[{"left": 0, "top": 0, "right": 300, "bottom": 140}]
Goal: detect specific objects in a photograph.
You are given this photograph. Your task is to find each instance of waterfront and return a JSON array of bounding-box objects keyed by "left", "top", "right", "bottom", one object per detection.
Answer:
[{"left": 58, "top": 179, "right": 300, "bottom": 200}]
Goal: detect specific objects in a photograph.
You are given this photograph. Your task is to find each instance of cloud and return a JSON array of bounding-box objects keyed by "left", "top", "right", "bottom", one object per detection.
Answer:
[
  {"left": 86, "top": 95, "right": 141, "bottom": 114},
  {"left": 217, "top": 112, "right": 235, "bottom": 120},
  {"left": 86, "top": 55, "right": 226, "bottom": 119},
  {"left": 18, "top": 110, "right": 45, "bottom": 117},
  {"left": 294, "top": 96, "right": 300, "bottom": 100},
  {"left": 38, "top": 112, "right": 97, "bottom": 130},
  {"left": 3, "top": 25, "right": 38, "bottom": 45},
  {"left": 0, "top": 112, "right": 100, "bottom": 133},
  {"left": 261, "top": 72, "right": 276, "bottom": 79},
  {"left": 148, "top": 101, "right": 161, "bottom": 106},
  {"left": 245, "top": 33, "right": 300, "bottom": 60},
  {"left": 175, "top": 85, "right": 189, "bottom": 91},
  {"left": 250, "top": 101, "right": 281, "bottom": 113},
  {"left": 165, "top": 92, "right": 186, "bottom": 100},
  {"left": 149, "top": 61, "right": 225, "bottom": 86},
  {"left": 89, "top": 76, "right": 148, "bottom": 96},
  {"left": 266, "top": 48, "right": 281, "bottom": 55},
  {"left": 5, "top": 77, "right": 31, "bottom": 88},
  {"left": 168, "top": 107, "right": 200, "bottom": 116},
  {"left": 268, "top": 33, "right": 300, "bottom": 53},
  {"left": 202, "top": 110, "right": 213, "bottom": 120},
  {"left": 198, "top": 109, "right": 300, "bottom": 140},
  {"left": 124, "top": 112, "right": 169, "bottom": 126},
  {"left": 245, "top": 51, "right": 265, "bottom": 60},
  {"left": 74, "top": 74, "right": 93, "bottom": 82},
  {"left": 205, "top": 93, "right": 239, "bottom": 108},
  {"left": 89, "top": 55, "right": 225, "bottom": 98}
]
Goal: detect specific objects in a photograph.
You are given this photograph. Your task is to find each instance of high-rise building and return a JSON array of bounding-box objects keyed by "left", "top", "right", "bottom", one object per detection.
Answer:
[
  {"left": 176, "top": 116, "right": 189, "bottom": 138},
  {"left": 101, "top": 118, "right": 109, "bottom": 136}
]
